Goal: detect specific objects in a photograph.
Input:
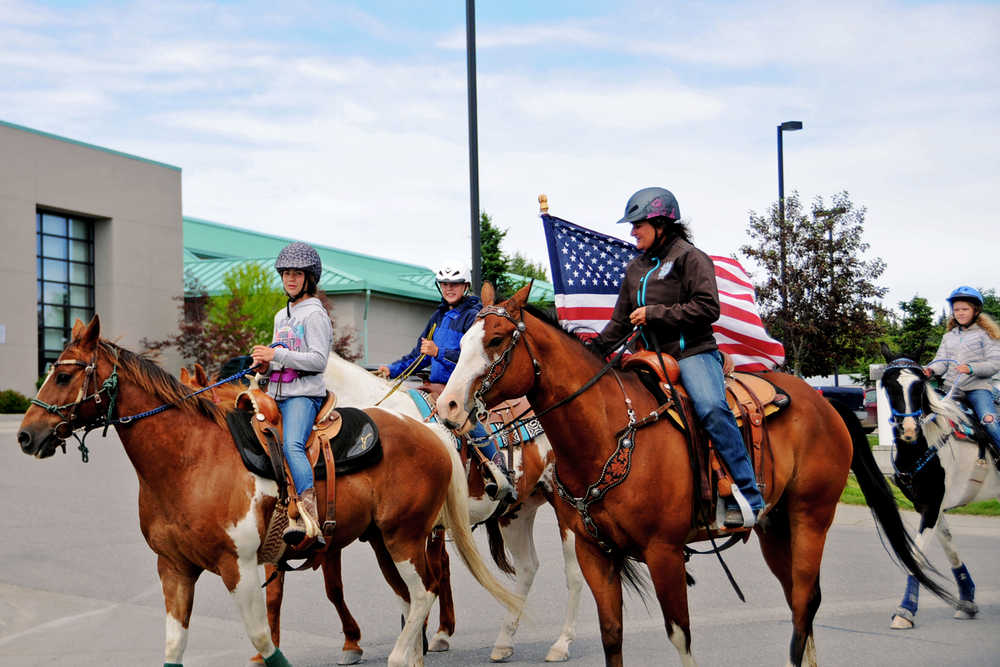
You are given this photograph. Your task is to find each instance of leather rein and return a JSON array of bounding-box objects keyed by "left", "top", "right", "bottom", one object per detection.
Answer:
[
  {"left": 473, "top": 305, "right": 660, "bottom": 552},
  {"left": 31, "top": 347, "right": 256, "bottom": 462}
]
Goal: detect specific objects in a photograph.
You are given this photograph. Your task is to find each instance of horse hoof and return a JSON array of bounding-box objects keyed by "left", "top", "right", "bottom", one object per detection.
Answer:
[
  {"left": 890, "top": 615, "right": 914, "bottom": 630},
  {"left": 338, "top": 648, "right": 363, "bottom": 665},
  {"left": 544, "top": 645, "right": 570, "bottom": 662},
  {"left": 954, "top": 602, "right": 978, "bottom": 619},
  {"left": 490, "top": 645, "right": 514, "bottom": 662},
  {"left": 428, "top": 631, "right": 451, "bottom": 652}
]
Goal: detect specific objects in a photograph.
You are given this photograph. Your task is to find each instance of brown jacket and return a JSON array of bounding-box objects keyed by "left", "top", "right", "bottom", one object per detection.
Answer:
[{"left": 592, "top": 236, "right": 720, "bottom": 360}]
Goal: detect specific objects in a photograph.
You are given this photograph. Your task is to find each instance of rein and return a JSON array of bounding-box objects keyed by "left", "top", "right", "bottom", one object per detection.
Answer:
[{"left": 32, "top": 347, "right": 258, "bottom": 462}]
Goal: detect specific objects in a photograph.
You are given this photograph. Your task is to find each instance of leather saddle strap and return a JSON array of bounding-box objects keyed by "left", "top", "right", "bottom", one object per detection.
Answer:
[
  {"left": 319, "top": 434, "right": 337, "bottom": 536},
  {"left": 262, "top": 426, "right": 289, "bottom": 502},
  {"left": 728, "top": 375, "right": 769, "bottom": 492},
  {"left": 677, "top": 390, "right": 712, "bottom": 503}
]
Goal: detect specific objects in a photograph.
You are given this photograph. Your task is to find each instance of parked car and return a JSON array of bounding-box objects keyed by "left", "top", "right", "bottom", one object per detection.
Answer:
[
  {"left": 864, "top": 387, "right": 878, "bottom": 434},
  {"left": 814, "top": 386, "right": 876, "bottom": 434}
]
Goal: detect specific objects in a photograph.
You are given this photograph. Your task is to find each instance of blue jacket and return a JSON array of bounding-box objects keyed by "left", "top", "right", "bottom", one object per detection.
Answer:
[{"left": 388, "top": 294, "right": 483, "bottom": 383}]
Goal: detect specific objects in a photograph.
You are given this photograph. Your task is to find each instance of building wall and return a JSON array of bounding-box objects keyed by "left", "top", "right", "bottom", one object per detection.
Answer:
[
  {"left": 0, "top": 122, "right": 183, "bottom": 395},
  {"left": 328, "top": 292, "right": 439, "bottom": 367}
]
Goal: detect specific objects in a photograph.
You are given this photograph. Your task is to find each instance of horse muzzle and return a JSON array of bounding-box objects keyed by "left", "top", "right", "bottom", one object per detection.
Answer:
[{"left": 17, "top": 425, "right": 63, "bottom": 459}]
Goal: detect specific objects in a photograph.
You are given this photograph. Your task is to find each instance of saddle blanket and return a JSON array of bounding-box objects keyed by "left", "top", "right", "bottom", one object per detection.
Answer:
[{"left": 226, "top": 406, "right": 382, "bottom": 480}]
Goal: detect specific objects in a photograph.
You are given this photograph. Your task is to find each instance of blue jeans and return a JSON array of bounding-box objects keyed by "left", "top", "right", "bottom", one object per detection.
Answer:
[
  {"left": 472, "top": 422, "right": 504, "bottom": 466},
  {"left": 278, "top": 396, "right": 324, "bottom": 494},
  {"left": 966, "top": 389, "right": 1000, "bottom": 450},
  {"left": 678, "top": 350, "right": 764, "bottom": 511}
]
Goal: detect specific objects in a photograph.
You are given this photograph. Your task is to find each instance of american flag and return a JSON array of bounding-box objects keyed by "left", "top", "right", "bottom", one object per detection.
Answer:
[{"left": 542, "top": 214, "right": 785, "bottom": 371}]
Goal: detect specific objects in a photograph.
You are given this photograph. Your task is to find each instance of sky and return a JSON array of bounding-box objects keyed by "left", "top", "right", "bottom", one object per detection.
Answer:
[{"left": 2, "top": 0, "right": 998, "bottom": 314}]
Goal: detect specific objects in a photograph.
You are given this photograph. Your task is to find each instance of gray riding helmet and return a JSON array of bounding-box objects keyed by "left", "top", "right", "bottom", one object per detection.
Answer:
[
  {"left": 616, "top": 187, "right": 681, "bottom": 225},
  {"left": 275, "top": 241, "right": 322, "bottom": 283}
]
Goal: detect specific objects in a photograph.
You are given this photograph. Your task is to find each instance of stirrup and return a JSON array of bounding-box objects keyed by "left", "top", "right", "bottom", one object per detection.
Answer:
[
  {"left": 482, "top": 460, "right": 517, "bottom": 502},
  {"left": 719, "top": 487, "right": 757, "bottom": 528}
]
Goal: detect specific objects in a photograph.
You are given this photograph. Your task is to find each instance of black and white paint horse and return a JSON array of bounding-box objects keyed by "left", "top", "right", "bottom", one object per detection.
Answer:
[{"left": 880, "top": 348, "right": 1000, "bottom": 629}]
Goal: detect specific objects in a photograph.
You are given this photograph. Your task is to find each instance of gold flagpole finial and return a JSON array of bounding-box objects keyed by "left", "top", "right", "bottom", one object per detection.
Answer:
[{"left": 538, "top": 193, "right": 549, "bottom": 214}]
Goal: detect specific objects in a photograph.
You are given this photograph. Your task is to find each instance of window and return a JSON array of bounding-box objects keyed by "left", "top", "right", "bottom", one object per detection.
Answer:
[{"left": 37, "top": 211, "right": 94, "bottom": 374}]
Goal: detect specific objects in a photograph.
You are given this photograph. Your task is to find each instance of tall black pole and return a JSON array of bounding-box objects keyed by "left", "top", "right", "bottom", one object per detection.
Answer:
[
  {"left": 777, "top": 125, "right": 787, "bottom": 319},
  {"left": 466, "top": 0, "right": 481, "bottom": 292}
]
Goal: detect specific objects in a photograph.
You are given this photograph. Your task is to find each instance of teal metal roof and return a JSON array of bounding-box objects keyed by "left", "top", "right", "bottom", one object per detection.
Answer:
[
  {"left": 184, "top": 257, "right": 366, "bottom": 296},
  {"left": 183, "top": 216, "right": 554, "bottom": 303}
]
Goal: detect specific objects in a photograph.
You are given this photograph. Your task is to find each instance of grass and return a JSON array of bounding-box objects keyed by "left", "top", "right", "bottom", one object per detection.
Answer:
[{"left": 840, "top": 474, "right": 1000, "bottom": 516}]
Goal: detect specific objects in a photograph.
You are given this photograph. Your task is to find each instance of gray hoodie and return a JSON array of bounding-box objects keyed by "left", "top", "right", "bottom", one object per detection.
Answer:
[
  {"left": 927, "top": 321, "right": 1000, "bottom": 394},
  {"left": 267, "top": 297, "right": 333, "bottom": 399}
]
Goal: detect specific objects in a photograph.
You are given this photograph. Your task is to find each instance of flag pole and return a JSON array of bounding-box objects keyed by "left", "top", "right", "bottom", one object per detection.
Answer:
[{"left": 538, "top": 193, "right": 549, "bottom": 215}]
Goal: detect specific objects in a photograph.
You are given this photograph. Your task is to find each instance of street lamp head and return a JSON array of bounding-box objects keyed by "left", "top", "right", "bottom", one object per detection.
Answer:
[{"left": 779, "top": 121, "right": 803, "bottom": 132}]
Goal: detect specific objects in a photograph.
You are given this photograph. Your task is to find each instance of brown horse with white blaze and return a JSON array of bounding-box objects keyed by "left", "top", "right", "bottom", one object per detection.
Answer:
[
  {"left": 17, "top": 315, "right": 521, "bottom": 667},
  {"left": 436, "top": 285, "right": 955, "bottom": 667}
]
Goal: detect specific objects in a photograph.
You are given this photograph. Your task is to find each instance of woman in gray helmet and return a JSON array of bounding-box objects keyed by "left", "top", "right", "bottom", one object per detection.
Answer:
[
  {"left": 588, "top": 187, "right": 764, "bottom": 528},
  {"left": 251, "top": 241, "right": 333, "bottom": 544}
]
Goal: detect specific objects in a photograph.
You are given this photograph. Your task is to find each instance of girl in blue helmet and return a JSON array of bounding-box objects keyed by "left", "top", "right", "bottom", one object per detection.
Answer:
[
  {"left": 925, "top": 286, "right": 1000, "bottom": 455},
  {"left": 589, "top": 187, "right": 764, "bottom": 528},
  {"left": 251, "top": 241, "right": 333, "bottom": 545},
  {"left": 377, "top": 261, "right": 516, "bottom": 503}
]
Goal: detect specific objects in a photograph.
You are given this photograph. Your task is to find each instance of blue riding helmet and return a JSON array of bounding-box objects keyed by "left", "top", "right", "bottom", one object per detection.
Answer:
[{"left": 947, "top": 286, "right": 983, "bottom": 307}]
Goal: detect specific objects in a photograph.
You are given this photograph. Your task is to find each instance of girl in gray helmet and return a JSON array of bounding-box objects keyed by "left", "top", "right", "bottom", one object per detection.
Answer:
[
  {"left": 588, "top": 187, "right": 765, "bottom": 528},
  {"left": 251, "top": 241, "right": 333, "bottom": 544}
]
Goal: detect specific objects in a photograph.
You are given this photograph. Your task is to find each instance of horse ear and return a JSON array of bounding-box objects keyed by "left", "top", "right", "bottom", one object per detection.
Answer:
[
  {"left": 510, "top": 281, "right": 533, "bottom": 309},
  {"left": 481, "top": 281, "right": 495, "bottom": 307},
  {"left": 179, "top": 367, "right": 191, "bottom": 384},
  {"left": 71, "top": 319, "right": 86, "bottom": 340},
  {"left": 194, "top": 363, "right": 208, "bottom": 386},
  {"left": 79, "top": 314, "right": 101, "bottom": 347},
  {"left": 880, "top": 342, "right": 894, "bottom": 363}
]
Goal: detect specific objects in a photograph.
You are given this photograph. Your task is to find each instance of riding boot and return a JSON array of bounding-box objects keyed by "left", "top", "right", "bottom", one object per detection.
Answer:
[
  {"left": 483, "top": 450, "right": 517, "bottom": 503},
  {"left": 283, "top": 502, "right": 306, "bottom": 545},
  {"left": 299, "top": 488, "right": 325, "bottom": 546}
]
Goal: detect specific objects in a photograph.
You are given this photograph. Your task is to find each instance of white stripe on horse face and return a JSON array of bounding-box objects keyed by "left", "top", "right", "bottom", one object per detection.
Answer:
[
  {"left": 450, "top": 320, "right": 491, "bottom": 398},
  {"left": 897, "top": 370, "right": 923, "bottom": 441}
]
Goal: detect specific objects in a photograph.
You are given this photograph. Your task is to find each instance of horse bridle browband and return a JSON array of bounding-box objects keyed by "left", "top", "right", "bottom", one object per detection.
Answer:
[{"left": 31, "top": 351, "right": 121, "bottom": 450}]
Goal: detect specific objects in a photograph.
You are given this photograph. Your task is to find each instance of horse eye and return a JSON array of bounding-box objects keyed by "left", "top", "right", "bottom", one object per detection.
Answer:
[
  {"left": 56, "top": 373, "right": 71, "bottom": 385},
  {"left": 488, "top": 336, "right": 503, "bottom": 348}
]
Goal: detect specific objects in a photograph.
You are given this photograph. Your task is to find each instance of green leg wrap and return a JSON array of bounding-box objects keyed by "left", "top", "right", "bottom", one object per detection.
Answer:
[
  {"left": 263, "top": 648, "right": 293, "bottom": 667},
  {"left": 164, "top": 663, "right": 183, "bottom": 667}
]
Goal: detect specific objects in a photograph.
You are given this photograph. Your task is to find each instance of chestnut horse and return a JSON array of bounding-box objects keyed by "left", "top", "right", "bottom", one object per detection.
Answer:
[
  {"left": 181, "top": 355, "right": 585, "bottom": 663},
  {"left": 17, "top": 316, "right": 521, "bottom": 667},
  {"left": 436, "top": 285, "right": 955, "bottom": 667}
]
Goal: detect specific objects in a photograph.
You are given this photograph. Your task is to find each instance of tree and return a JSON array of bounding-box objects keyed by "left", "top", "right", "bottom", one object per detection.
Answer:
[
  {"left": 508, "top": 251, "right": 549, "bottom": 282},
  {"left": 741, "top": 191, "right": 888, "bottom": 377},
  {"left": 479, "top": 211, "right": 512, "bottom": 297},
  {"left": 893, "top": 296, "right": 942, "bottom": 363},
  {"left": 143, "top": 263, "right": 360, "bottom": 375}
]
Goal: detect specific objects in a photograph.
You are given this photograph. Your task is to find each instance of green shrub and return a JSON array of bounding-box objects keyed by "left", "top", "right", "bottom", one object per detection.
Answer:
[{"left": 0, "top": 389, "right": 31, "bottom": 414}]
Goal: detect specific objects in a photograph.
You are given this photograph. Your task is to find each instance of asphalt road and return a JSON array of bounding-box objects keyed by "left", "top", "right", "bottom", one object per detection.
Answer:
[{"left": 2, "top": 414, "right": 998, "bottom": 666}]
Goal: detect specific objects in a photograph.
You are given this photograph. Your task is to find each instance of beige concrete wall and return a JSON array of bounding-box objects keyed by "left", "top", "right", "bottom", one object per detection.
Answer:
[
  {"left": 0, "top": 122, "right": 183, "bottom": 396},
  {"left": 326, "top": 292, "right": 437, "bottom": 368}
]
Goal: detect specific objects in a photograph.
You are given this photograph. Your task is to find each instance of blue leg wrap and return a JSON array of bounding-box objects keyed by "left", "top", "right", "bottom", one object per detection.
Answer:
[
  {"left": 953, "top": 564, "right": 975, "bottom": 601},
  {"left": 900, "top": 574, "right": 920, "bottom": 614},
  {"left": 263, "top": 648, "right": 293, "bottom": 667}
]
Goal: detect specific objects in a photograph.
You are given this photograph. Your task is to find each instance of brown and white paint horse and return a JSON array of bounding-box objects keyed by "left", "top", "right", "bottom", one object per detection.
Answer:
[
  {"left": 17, "top": 316, "right": 520, "bottom": 667},
  {"left": 184, "top": 353, "right": 586, "bottom": 663},
  {"left": 436, "top": 285, "right": 956, "bottom": 667}
]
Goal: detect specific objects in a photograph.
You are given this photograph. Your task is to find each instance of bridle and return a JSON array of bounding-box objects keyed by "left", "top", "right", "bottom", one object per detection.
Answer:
[
  {"left": 31, "top": 350, "right": 121, "bottom": 450},
  {"left": 471, "top": 305, "right": 542, "bottom": 422},
  {"left": 884, "top": 358, "right": 928, "bottom": 424}
]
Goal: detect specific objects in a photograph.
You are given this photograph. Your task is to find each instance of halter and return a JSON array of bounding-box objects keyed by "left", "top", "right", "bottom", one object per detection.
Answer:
[
  {"left": 472, "top": 305, "right": 541, "bottom": 421},
  {"left": 883, "top": 358, "right": 927, "bottom": 423},
  {"left": 31, "top": 344, "right": 259, "bottom": 462}
]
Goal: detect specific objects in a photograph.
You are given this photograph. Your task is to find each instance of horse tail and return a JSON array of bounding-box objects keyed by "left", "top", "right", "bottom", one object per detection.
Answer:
[
  {"left": 485, "top": 518, "right": 516, "bottom": 576},
  {"left": 831, "top": 399, "right": 958, "bottom": 607},
  {"left": 430, "top": 424, "right": 524, "bottom": 615}
]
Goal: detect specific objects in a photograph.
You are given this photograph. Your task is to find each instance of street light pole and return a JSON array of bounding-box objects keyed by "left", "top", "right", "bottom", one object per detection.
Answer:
[
  {"left": 777, "top": 120, "right": 803, "bottom": 324},
  {"left": 465, "top": 0, "right": 481, "bottom": 292}
]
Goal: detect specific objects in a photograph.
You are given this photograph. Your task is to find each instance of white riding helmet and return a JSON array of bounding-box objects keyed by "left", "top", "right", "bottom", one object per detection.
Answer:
[{"left": 435, "top": 261, "right": 471, "bottom": 285}]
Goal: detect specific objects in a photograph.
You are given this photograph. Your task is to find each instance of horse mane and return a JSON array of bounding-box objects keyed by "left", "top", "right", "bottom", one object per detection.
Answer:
[
  {"left": 100, "top": 340, "right": 229, "bottom": 429},
  {"left": 922, "top": 381, "right": 973, "bottom": 448},
  {"left": 520, "top": 304, "right": 605, "bottom": 363}
]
